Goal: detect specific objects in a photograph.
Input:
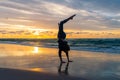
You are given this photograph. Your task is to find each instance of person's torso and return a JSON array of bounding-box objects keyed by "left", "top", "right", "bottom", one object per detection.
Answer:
[{"left": 58, "top": 31, "right": 66, "bottom": 39}]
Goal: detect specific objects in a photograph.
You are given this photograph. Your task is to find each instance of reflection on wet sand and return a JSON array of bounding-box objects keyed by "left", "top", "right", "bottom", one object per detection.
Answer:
[
  {"left": 0, "top": 44, "right": 57, "bottom": 56},
  {"left": 58, "top": 62, "right": 69, "bottom": 76},
  {"left": 33, "top": 47, "right": 39, "bottom": 54}
]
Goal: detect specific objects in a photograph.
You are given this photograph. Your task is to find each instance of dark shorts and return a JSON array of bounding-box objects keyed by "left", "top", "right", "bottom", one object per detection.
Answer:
[{"left": 58, "top": 40, "right": 70, "bottom": 51}]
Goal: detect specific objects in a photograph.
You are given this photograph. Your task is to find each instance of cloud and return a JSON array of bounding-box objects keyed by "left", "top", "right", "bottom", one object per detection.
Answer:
[
  {"left": 0, "top": 0, "right": 120, "bottom": 32},
  {"left": 0, "top": 22, "right": 9, "bottom": 26},
  {"left": 39, "top": 1, "right": 78, "bottom": 16}
]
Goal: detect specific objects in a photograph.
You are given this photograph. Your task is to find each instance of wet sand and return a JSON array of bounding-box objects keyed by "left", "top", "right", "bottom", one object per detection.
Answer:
[
  {"left": 0, "top": 43, "right": 120, "bottom": 80},
  {"left": 0, "top": 68, "right": 86, "bottom": 80}
]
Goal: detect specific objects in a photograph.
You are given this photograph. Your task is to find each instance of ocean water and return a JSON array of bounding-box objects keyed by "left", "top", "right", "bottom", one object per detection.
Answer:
[{"left": 0, "top": 38, "right": 120, "bottom": 54}]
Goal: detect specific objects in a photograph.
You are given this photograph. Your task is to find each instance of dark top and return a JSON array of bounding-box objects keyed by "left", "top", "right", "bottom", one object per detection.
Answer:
[{"left": 58, "top": 39, "right": 70, "bottom": 51}]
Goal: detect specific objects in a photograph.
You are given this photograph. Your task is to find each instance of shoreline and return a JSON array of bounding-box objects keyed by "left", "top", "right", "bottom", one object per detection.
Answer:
[{"left": 0, "top": 41, "right": 120, "bottom": 54}]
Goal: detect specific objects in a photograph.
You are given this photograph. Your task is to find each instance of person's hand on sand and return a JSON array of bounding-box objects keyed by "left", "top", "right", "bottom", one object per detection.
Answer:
[
  {"left": 61, "top": 61, "right": 66, "bottom": 63},
  {"left": 68, "top": 60, "right": 73, "bottom": 62}
]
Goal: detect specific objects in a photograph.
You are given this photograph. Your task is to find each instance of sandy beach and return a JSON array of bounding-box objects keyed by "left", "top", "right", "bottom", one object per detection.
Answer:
[
  {"left": 0, "top": 68, "right": 85, "bottom": 80},
  {"left": 0, "top": 43, "right": 120, "bottom": 80}
]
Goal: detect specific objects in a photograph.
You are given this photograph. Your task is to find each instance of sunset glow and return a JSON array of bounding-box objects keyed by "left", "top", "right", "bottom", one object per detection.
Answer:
[{"left": 0, "top": 0, "right": 120, "bottom": 38}]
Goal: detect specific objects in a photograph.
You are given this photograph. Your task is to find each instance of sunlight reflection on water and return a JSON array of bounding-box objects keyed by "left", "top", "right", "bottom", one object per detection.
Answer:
[{"left": 33, "top": 47, "right": 39, "bottom": 54}]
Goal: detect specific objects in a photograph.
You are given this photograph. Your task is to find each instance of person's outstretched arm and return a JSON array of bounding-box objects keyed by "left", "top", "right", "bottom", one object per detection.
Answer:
[{"left": 60, "top": 14, "right": 76, "bottom": 24}]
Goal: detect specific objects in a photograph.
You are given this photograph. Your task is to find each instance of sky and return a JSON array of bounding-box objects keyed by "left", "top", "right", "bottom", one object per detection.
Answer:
[{"left": 0, "top": 0, "right": 120, "bottom": 38}]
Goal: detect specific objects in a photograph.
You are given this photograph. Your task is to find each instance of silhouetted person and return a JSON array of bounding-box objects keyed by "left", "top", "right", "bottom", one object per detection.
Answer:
[
  {"left": 57, "top": 14, "right": 76, "bottom": 63},
  {"left": 58, "top": 62, "right": 69, "bottom": 75}
]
